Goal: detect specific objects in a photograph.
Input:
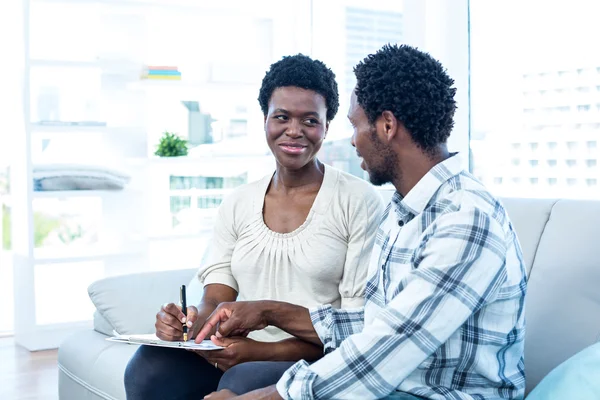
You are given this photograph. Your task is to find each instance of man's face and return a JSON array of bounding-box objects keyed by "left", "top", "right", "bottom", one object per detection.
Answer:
[{"left": 349, "top": 91, "right": 398, "bottom": 186}]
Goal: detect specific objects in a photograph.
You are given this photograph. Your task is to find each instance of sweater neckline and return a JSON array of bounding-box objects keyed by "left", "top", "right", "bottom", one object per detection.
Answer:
[{"left": 255, "top": 165, "right": 337, "bottom": 238}]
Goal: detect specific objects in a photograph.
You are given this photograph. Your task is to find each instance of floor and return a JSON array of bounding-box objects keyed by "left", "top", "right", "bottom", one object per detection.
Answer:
[{"left": 0, "top": 337, "right": 59, "bottom": 400}]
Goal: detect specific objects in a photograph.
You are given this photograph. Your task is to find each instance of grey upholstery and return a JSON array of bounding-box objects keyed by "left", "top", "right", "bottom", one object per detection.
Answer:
[
  {"left": 58, "top": 198, "right": 600, "bottom": 399},
  {"left": 522, "top": 200, "right": 600, "bottom": 392}
]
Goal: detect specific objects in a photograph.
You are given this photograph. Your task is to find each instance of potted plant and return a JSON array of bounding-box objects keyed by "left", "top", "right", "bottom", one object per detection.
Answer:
[{"left": 154, "top": 131, "right": 188, "bottom": 157}]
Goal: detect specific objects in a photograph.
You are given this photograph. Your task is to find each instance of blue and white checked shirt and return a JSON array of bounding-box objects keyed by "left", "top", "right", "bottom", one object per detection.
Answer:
[{"left": 277, "top": 154, "right": 527, "bottom": 399}]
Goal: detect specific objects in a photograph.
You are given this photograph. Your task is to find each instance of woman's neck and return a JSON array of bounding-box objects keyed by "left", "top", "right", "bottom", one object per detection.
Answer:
[{"left": 271, "top": 160, "right": 325, "bottom": 194}]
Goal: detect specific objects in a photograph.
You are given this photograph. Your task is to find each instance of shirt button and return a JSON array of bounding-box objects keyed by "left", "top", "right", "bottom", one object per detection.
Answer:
[{"left": 398, "top": 220, "right": 405, "bottom": 227}]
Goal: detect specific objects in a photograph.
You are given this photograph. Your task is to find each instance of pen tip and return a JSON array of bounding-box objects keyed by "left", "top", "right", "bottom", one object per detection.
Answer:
[{"left": 183, "top": 333, "right": 188, "bottom": 342}]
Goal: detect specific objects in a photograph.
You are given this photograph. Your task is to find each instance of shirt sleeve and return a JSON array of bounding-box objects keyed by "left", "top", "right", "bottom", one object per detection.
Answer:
[
  {"left": 277, "top": 208, "right": 509, "bottom": 400},
  {"left": 196, "top": 194, "right": 240, "bottom": 292},
  {"left": 338, "top": 186, "right": 384, "bottom": 309},
  {"left": 310, "top": 305, "right": 365, "bottom": 354}
]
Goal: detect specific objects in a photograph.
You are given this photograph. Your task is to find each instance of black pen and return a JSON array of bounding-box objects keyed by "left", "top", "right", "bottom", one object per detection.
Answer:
[{"left": 180, "top": 285, "right": 188, "bottom": 342}]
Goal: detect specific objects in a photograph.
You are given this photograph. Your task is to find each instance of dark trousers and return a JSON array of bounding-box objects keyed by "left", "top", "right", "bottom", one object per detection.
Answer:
[
  {"left": 218, "top": 361, "right": 296, "bottom": 394},
  {"left": 124, "top": 345, "right": 295, "bottom": 399}
]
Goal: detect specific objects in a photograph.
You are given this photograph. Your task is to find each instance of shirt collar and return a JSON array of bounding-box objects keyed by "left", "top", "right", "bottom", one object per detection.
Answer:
[{"left": 392, "top": 152, "right": 464, "bottom": 217}]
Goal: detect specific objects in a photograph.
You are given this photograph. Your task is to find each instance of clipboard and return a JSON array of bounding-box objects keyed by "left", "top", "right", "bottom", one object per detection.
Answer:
[{"left": 106, "top": 333, "right": 224, "bottom": 350}]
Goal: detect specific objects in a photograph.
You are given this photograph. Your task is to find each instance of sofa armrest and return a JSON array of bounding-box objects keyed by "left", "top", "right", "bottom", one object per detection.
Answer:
[{"left": 88, "top": 268, "right": 199, "bottom": 335}]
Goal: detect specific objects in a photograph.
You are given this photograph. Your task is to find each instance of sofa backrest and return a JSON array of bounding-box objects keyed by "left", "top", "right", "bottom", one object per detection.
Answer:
[{"left": 503, "top": 198, "right": 600, "bottom": 393}]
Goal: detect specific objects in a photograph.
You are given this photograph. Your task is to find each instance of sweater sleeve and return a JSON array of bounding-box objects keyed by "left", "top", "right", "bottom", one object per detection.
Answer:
[
  {"left": 196, "top": 192, "right": 240, "bottom": 292},
  {"left": 338, "top": 184, "right": 384, "bottom": 308}
]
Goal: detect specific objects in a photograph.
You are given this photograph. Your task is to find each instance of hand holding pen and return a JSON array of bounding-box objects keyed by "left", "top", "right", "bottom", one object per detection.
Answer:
[{"left": 154, "top": 285, "right": 199, "bottom": 341}]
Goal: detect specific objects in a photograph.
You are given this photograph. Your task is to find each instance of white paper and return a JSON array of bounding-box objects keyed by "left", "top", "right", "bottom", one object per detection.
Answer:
[{"left": 106, "top": 333, "right": 223, "bottom": 350}]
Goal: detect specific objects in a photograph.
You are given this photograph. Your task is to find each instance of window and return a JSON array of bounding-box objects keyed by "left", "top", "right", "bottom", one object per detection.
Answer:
[
  {"left": 470, "top": 0, "right": 600, "bottom": 200},
  {"left": 529, "top": 177, "right": 538, "bottom": 185},
  {"left": 512, "top": 177, "right": 521, "bottom": 184},
  {"left": 511, "top": 143, "right": 522, "bottom": 150},
  {"left": 587, "top": 179, "right": 598, "bottom": 186},
  {"left": 511, "top": 158, "right": 521, "bottom": 166},
  {"left": 577, "top": 105, "right": 591, "bottom": 112},
  {"left": 567, "top": 141, "right": 578, "bottom": 151},
  {"left": 493, "top": 177, "right": 503, "bottom": 184},
  {"left": 586, "top": 159, "right": 597, "bottom": 167},
  {"left": 529, "top": 160, "right": 539, "bottom": 167}
]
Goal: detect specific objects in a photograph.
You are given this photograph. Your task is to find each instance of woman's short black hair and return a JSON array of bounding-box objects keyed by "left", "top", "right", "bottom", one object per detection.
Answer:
[
  {"left": 354, "top": 44, "right": 457, "bottom": 154},
  {"left": 258, "top": 54, "right": 339, "bottom": 122}
]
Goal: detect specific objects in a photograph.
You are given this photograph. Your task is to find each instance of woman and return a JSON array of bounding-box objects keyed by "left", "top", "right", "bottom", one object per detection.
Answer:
[{"left": 124, "top": 54, "right": 384, "bottom": 399}]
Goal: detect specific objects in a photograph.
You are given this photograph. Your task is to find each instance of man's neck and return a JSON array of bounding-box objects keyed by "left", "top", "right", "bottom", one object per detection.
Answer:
[{"left": 393, "top": 145, "right": 450, "bottom": 197}]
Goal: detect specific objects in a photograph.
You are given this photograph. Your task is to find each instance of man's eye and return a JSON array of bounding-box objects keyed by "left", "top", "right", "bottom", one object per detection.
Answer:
[
  {"left": 305, "top": 119, "right": 318, "bottom": 125},
  {"left": 275, "top": 115, "right": 287, "bottom": 121}
]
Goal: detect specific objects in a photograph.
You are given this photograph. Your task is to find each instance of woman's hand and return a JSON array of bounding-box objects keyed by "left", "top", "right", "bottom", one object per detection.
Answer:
[
  {"left": 156, "top": 302, "right": 220, "bottom": 341},
  {"left": 192, "top": 336, "right": 264, "bottom": 371},
  {"left": 155, "top": 303, "right": 199, "bottom": 341}
]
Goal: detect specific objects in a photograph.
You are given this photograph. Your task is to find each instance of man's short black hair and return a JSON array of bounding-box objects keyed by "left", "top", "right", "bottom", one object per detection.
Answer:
[
  {"left": 258, "top": 54, "right": 339, "bottom": 122},
  {"left": 354, "top": 44, "right": 457, "bottom": 154}
]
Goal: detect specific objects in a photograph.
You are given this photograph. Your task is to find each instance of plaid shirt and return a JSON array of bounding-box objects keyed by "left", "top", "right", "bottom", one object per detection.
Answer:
[{"left": 277, "top": 154, "right": 527, "bottom": 400}]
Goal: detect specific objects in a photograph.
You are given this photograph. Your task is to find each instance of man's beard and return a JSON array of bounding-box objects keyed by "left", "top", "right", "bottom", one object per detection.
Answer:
[{"left": 367, "top": 128, "right": 399, "bottom": 186}]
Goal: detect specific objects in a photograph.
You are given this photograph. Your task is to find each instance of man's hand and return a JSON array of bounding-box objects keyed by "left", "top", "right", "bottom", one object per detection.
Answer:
[
  {"left": 204, "top": 389, "right": 237, "bottom": 399},
  {"left": 196, "top": 301, "right": 269, "bottom": 342},
  {"left": 155, "top": 303, "right": 199, "bottom": 341},
  {"left": 204, "top": 385, "right": 283, "bottom": 399},
  {"left": 191, "top": 336, "right": 263, "bottom": 371}
]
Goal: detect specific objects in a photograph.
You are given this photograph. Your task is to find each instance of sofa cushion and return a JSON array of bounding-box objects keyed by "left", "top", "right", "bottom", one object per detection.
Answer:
[
  {"left": 524, "top": 199, "right": 600, "bottom": 393},
  {"left": 499, "top": 197, "right": 556, "bottom": 276},
  {"left": 526, "top": 342, "right": 600, "bottom": 400},
  {"left": 59, "top": 330, "right": 138, "bottom": 400},
  {"left": 88, "top": 268, "right": 197, "bottom": 335}
]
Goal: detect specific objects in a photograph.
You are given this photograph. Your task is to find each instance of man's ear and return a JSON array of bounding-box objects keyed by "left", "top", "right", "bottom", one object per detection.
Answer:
[
  {"left": 324, "top": 121, "right": 329, "bottom": 138},
  {"left": 263, "top": 115, "right": 267, "bottom": 124},
  {"left": 380, "top": 110, "right": 398, "bottom": 142}
]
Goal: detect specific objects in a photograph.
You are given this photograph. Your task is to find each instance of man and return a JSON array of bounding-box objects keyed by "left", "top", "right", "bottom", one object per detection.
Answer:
[{"left": 198, "top": 44, "right": 527, "bottom": 400}]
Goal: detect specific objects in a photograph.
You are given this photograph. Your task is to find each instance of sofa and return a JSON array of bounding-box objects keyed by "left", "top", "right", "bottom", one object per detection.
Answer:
[{"left": 58, "top": 197, "right": 600, "bottom": 399}]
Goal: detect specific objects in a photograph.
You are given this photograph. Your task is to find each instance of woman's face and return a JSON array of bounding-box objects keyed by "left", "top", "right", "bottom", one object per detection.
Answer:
[{"left": 264, "top": 86, "right": 328, "bottom": 171}]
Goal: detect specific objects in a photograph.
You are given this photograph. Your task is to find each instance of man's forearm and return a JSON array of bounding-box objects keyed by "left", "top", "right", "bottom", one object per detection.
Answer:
[{"left": 260, "top": 301, "right": 322, "bottom": 347}]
